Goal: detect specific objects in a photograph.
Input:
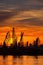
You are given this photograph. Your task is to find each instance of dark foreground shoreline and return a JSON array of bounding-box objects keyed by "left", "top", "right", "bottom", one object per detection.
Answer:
[{"left": 0, "top": 44, "right": 43, "bottom": 56}]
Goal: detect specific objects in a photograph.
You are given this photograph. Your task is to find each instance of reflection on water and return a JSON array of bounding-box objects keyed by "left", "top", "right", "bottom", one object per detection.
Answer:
[{"left": 0, "top": 55, "right": 43, "bottom": 65}]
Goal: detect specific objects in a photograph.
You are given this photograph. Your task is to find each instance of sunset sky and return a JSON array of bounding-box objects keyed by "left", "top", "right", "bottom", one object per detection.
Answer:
[{"left": 0, "top": 0, "right": 43, "bottom": 44}]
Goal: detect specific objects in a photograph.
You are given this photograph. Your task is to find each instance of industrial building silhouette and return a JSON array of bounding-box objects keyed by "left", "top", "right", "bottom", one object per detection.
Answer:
[{"left": 0, "top": 27, "right": 43, "bottom": 56}]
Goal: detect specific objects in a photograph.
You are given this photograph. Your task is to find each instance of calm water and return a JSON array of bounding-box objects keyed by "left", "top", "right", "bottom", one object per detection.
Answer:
[{"left": 0, "top": 55, "right": 43, "bottom": 65}]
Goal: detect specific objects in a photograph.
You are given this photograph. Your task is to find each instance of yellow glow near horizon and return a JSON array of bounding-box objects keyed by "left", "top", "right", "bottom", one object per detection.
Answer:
[{"left": 0, "top": 26, "right": 43, "bottom": 45}]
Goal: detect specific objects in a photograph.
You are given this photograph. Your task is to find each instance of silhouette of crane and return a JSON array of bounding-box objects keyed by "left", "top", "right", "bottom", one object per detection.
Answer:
[
  {"left": 3, "top": 31, "right": 10, "bottom": 45},
  {"left": 12, "top": 27, "right": 15, "bottom": 39},
  {"left": 20, "top": 32, "right": 24, "bottom": 46},
  {"left": 20, "top": 32, "right": 24, "bottom": 41},
  {"left": 12, "top": 27, "right": 17, "bottom": 44}
]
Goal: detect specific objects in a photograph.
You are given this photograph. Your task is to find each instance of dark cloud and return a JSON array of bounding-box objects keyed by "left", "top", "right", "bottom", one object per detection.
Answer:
[
  {"left": 0, "top": 0, "right": 43, "bottom": 10},
  {"left": 18, "top": 18, "right": 43, "bottom": 26},
  {"left": 0, "top": 12, "right": 13, "bottom": 21},
  {"left": 38, "top": 0, "right": 43, "bottom": 2},
  {"left": 0, "top": 10, "right": 19, "bottom": 22},
  {"left": 0, "top": 0, "right": 43, "bottom": 5},
  {"left": 0, "top": 16, "right": 43, "bottom": 27},
  {"left": 0, "top": 0, "right": 43, "bottom": 27}
]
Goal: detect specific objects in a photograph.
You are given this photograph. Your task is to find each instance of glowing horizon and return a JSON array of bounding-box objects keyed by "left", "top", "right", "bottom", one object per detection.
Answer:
[{"left": 0, "top": 26, "right": 43, "bottom": 45}]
